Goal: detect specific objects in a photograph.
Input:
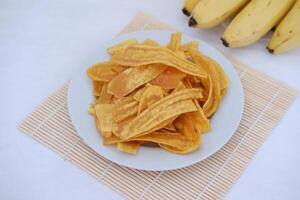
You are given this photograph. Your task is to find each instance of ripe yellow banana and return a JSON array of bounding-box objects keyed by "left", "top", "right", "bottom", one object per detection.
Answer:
[
  {"left": 182, "top": 0, "right": 200, "bottom": 16},
  {"left": 222, "top": 0, "right": 296, "bottom": 48},
  {"left": 267, "top": 0, "right": 300, "bottom": 54},
  {"left": 189, "top": 0, "right": 249, "bottom": 28}
]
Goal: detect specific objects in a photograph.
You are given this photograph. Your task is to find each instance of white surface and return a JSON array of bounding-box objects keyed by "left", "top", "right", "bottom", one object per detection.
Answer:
[
  {"left": 0, "top": 0, "right": 299, "bottom": 199},
  {"left": 68, "top": 30, "right": 244, "bottom": 171}
]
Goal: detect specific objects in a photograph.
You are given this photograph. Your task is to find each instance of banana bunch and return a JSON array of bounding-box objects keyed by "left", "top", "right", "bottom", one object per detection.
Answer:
[{"left": 182, "top": 0, "right": 300, "bottom": 54}]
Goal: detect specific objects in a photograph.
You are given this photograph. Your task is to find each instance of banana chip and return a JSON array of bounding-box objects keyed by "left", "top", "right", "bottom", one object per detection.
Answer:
[
  {"left": 167, "top": 32, "right": 182, "bottom": 51},
  {"left": 113, "top": 96, "right": 138, "bottom": 122},
  {"left": 117, "top": 141, "right": 140, "bottom": 155},
  {"left": 87, "top": 61, "right": 122, "bottom": 82},
  {"left": 87, "top": 32, "right": 229, "bottom": 155},
  {"left": 105, "top": 131, "right": 189, "bottom": 150},
  {"left": 180, "top": 41, "right": 199, "bottom": 52},
  {"left": 143, "top": 39, "right": 160, "bottom": 46},
  {"left": 214, "top": 62, "right": 229, "bottom": 91},
  {"left": 111, "top": 45, "right": 207, "bottom": 78},
  {"left": 189, "top": 49, "right": 221, "bottom": 117},
  {"left": 107, "top": 64, "right": 166, "bottom": 98},
  {"left": 171, "top": 81, "right": 186, "bottom": 94},
  {"left": 177, "top": 114, "right": 199, "bottom": 139},
  {"left": 94, "top": 104, "right": 114, "bottom": 138},
  {"left": 108, "top": 39, "right": 138, "bottom": 55},
  {"left": 150, "top": 67, "right": 186, "bottom": 89},
  {"left": 93, "top": 81, "right": 102, "bottom": 97},
  {"left": 98, "top": 83, "right": 113, "bottom": 104},
  {"left": 137, "top": 84, "right": 164, "bottom": 114},
  {"left": 133, "top": 86, "right": 147, "bottom": 101},
  {"left": 120, "top": 89, "right": 202, "bottom": 139}
]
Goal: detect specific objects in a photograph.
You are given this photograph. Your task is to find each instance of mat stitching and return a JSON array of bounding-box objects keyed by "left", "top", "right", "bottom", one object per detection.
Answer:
[
  {"left": 32, "top": 102, "right": 67, "bottom": 137},
  {"left": 137, "top": 171, "right": 164, "bottom": 200},
  {"left": 195, "top": 87, "right": 281, "bottom": 199}
]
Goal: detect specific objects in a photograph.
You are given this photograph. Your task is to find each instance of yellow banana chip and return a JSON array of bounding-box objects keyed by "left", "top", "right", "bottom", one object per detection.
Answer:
[
  {"left": 87, "top": 61, "right": 122, "bottom": 82},
  {"left": 108, "top": 39, "right": 138, "bottom": 55},
  {"left": 105, "top": 131, "right": 189, "bottom": 150},
  {"left": 159, "top": 140, "right": 200, "bottom": 154},
  {"left": 97, "top": 83, "right": 113, "bottom": 104},
  {"left": 137, "top": 84, "right": 164, "bottom": 114},
  {"left": 171, "top": 81, "right": 186, "bottom": 94},
  {"left": 180, "top": 41, "right": 199, "bottom": 52},
  {"left": 150, "top": 67, "right": 186, "bottom": 89},
  {"left": 220, "top": 88, "right": 227, "bottom": 99},
  {"left": 107, "top": 64, "right": 166, "bottom": 98},
  {"left": 143, "top": 39, "right": 160, "bottom": 46},
  {"left": 167, "top": 32, "right": 182, "bottom": 51},
  {"left": 174, "top": 114, "right": 197, "bottom": 140},
  {"left": 214, "top": 61, "right": 229, "bottom": 91},
  {"left": 163, "top": 122, "right": 177, "bottom": 132},
  {"left": 94, "top": 104, "right": 114, "bottom": 138},
  {"left": 189, "top": 49, "right": 221, "bottom": 117},
  {"left": 93, "top": 81, "right": 102, "bottom": 97},
  {"left": 120, "top": 89, "right": 202, "bottom": 139},
  {"left": 111, "top": 45, "right": 207, "bottom": 78},
  {"left": 121, "top": 99, "right": 197, "bottom": 139},
  {"left": 133, "top": 86, "right": 147, "bottom": 101},
  {"left": 113, "top": 96, "right": 138, "bottom": 122},
  {"left": 117, "top": 141, "right": 140, "bottom": 155}
]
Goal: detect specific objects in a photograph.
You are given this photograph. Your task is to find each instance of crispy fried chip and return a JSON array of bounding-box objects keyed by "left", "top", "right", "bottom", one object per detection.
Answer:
[
  {"left": 159, "top": 139, "right": 200, "bottom": 154},
  {"left": 120, "top": 88, "right": 202, "bottom": 139},
  {"left": 111, "top": 45, "right": 207, "bottom": 78},
  {"left": 167, "top": 32, "right": 182, "bottom": 51},
  {"left": 189, "top": 49, "right": 221, "bottom": 117},
  {"left": 150, "top": 67, "right": 186, "bottom": 89},
  {"left": 137, "top": 84, "right": 164, "bottom": 114},
  {"left": 97, "top": 83, "right": 113, "bottom": 104},
  {"left": 105, "top": 131, "right": 189, "bottom": 150},
  {"left": 214, "top": 61, "right": 229, "bottom": 91},
  {"left": 117, "top": 141, "right": 140, "bottom": 155},
  {"left": 93, "top": 81, "right": 102, "bottom": 97},
  {"left": 94, "top": 104, "right": 114, "bottom": 138},
  {"left": 220, "top": 89, "right": 227, "bottom": 99},
  {"left": 108, "top": 39, "right": 138, "bottom": 55},
  {"left": 180, "top": 41, "right": 199, "bottom": 52},
  {"left": 133, "top": 86, "right": 147, "bottom": 101},
  {"left": 174, "top": 114, "right": 197, "bottom": 140},
  {"left": 190, "top": 103, "right": 210, "bottom": 133},
  {"left": 87, "top": 61, "right": 123, "bottom": 82},
  {"left": 107, "top": 64, "right": 166, "bottom": 98},
  {"left": 143, "top": 39, "right": 160, "bottom": 46},
  {"left": 88, "top": 104, "right": 95, "bottom": 115},
  {"left": 163, "top": 122, "right": 177, "bottom": 132},
  {"left": 171, "top": 81, "right": 186, "bottom": 94},
  {"left": 113, "top": 96, "right": 138, "bottom": 122}
]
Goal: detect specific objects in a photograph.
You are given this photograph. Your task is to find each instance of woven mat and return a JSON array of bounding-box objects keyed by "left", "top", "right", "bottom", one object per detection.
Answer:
[{"left": 19, "top": 13, "right": 298, "bottom": 200}]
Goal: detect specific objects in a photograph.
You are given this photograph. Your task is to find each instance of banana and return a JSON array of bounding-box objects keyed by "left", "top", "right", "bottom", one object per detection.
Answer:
[
  {"left": 221, "top": 0, "right": 296, "bottom": 48},
  {"left": 267, "top": 0, "right": 300, "bottom": 54},
  {"left": 189, "top": 0, "right": 249, "bottom": 28},
  {"left": 182, "top": 0, "right": 200, "bottom": 17}
]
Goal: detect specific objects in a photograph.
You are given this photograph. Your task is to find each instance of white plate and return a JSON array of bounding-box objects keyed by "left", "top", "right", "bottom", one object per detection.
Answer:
[{"left": 68, "top": 30, "right": 244, "bottom": 171}]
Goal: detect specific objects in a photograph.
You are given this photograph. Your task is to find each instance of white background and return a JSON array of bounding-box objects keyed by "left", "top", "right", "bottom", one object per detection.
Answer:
[{"left": 1, "top": 0, "right": 300, "bottom": 199}]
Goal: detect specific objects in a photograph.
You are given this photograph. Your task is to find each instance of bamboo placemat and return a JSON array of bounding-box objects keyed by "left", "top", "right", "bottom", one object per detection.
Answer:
[{"left": 19, "top": 13, "right": 297, "bottom": 200}]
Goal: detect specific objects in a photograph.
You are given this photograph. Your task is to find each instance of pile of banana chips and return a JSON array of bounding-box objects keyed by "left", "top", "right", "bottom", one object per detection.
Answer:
[{"left": 87, "top": 32, "right": 229, "bottom": 155}]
